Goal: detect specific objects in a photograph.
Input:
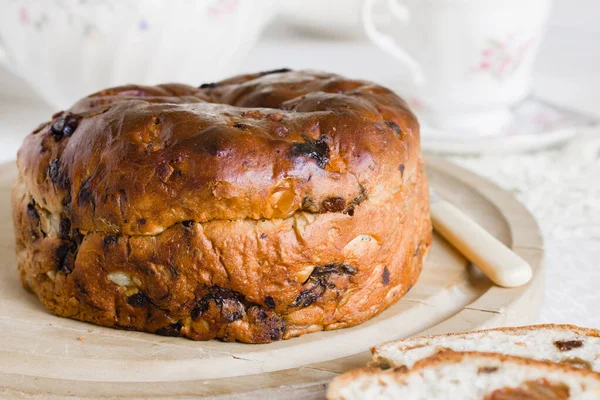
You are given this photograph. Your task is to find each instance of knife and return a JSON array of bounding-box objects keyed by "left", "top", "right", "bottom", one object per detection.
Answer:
[{"left": 429, "top": 189, "right": 532, "bottom": 288}]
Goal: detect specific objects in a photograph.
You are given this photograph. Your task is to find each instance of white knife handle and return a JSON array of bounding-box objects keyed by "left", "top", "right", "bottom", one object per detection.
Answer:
[{"left": 430, "top": 199, "right": 533, "bottom": 288}]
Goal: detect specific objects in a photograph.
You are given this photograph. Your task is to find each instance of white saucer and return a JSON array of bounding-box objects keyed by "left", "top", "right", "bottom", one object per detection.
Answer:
[{"left": 420, "top": 97, "right": 599, "bottom": 155}]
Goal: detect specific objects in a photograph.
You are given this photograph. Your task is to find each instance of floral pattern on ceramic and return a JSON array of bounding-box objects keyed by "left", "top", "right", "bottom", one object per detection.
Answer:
[
  {"left": 17, "top": 3, "right": 155, "bottom": 35},
  {"left": 208, "top": 0, "right": 240, "bottom": 17},
  {"left": 16, "top": 0, "right": 243, "bottom": 34},
  {"left": 0, "top": 0, "right": 276, "bottom": 108},
  {"left": 363, "top": 0, "right": 553, "bottom": 135},
  {"left": 473, "top": 37, "right": 536, "bottom": 80}
]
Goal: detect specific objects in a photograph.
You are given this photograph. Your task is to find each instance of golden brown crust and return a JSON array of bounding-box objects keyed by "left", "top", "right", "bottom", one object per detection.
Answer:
[
  {"left": 13, "top": 69, "right": 432, "bottom": 343},
  {"left": 484, "top": 378, "right": 570, "bottom": 400},
  {"left": 410, "top": 351, "right": 600, "bottom": 377},
  {"left": 18, "top": 70, "right": 420, "bottom": 235}
]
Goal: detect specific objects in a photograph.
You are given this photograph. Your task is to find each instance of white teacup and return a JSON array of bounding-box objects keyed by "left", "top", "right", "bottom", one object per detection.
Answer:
[
  {"left": 0, "top": 0, "right": 276, "bottom": 109},
  {"left": 364, "top": 0, "right": 553, "bottom": 135}
]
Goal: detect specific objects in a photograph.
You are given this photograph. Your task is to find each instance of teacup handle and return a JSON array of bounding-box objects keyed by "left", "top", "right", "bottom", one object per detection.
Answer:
[{"left": 363, "top": 0, "right": 425, "bottom": 85}]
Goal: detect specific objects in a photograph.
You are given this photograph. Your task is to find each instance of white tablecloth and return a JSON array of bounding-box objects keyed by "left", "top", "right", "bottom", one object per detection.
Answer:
[
  {"left": 1, "top": 1, "right": 599, "bottom": 329},
  {"left": 451, "top": 137, "right": 600, "bottom": 327}
]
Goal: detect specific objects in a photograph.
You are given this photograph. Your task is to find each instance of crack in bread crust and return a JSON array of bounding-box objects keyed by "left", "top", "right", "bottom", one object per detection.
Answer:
[{"left": 13, "top": 70, "right": 432, "bottom": 343}]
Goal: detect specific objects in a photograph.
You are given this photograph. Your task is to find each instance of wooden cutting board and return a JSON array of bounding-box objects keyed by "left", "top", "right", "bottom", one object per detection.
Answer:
[{"left": 0, "top": 156, "right": 544, "bottom": 399}]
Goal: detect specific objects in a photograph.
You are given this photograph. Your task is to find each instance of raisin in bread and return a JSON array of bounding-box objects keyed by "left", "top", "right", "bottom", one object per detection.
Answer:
[
  {"left": 328, "top": 351, "right": 600, "bottom": 400},
  {"left": 373, "top": 324, "right": 600, "bottom": 371}
]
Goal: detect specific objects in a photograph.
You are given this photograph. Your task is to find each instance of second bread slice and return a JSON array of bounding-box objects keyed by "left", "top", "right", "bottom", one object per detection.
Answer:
[{"left": 372, "top": 324, "right": 600, "bottom": 371}]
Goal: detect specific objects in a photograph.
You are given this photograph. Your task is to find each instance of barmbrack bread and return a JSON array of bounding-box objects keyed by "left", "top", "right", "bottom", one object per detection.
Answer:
[{"left": 12, "top": 69, "right": 432, "bottom": 343}]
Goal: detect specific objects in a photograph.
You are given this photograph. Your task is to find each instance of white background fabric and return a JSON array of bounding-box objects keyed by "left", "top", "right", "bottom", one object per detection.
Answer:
[{"left": 451, "top": 133, "right": 600, "bottom": 327}]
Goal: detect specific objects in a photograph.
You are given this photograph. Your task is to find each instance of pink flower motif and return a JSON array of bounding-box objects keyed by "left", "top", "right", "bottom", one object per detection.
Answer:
[
  {"left": 19, "top": 7, "right": 29, "bottom": 24},
  {"left": 208, "top": 0, "right": 239, "bottom": 17},
  {"left": 534, "top": 112, "right": 555, "bottom": 129},
  {"left": 408, "top": 97, "right": 424, "bottom": 111},
  {"left": 498, "top": 57, "right": 511, "bottom": 73},
  {"left": 473, "top": 36, "right": 536, "bottom": 79}
]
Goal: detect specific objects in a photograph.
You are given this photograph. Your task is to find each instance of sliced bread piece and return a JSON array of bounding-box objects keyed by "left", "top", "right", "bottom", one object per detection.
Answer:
[
  {"left": 328, "top": 351, "right": 600, "bottom": 400},
  {"left": 373, "top": 324, "right": 600, "bottom": 371}
]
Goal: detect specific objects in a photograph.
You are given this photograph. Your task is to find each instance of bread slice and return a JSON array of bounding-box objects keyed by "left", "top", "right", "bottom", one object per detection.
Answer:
[
  {"left": 328, "top": 351, "right": 600, "bottom": 400},
  {"left": 373, "top": 324, "right": 600, "bottom": 371}
]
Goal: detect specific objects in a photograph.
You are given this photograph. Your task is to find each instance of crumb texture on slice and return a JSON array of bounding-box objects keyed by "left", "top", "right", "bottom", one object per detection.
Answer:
[
  {"left": 328, "top": 352, "right": 600, "bottom": 400},
  {"left": 373, "top": 325, "right": 600, "bottom": 371}
]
